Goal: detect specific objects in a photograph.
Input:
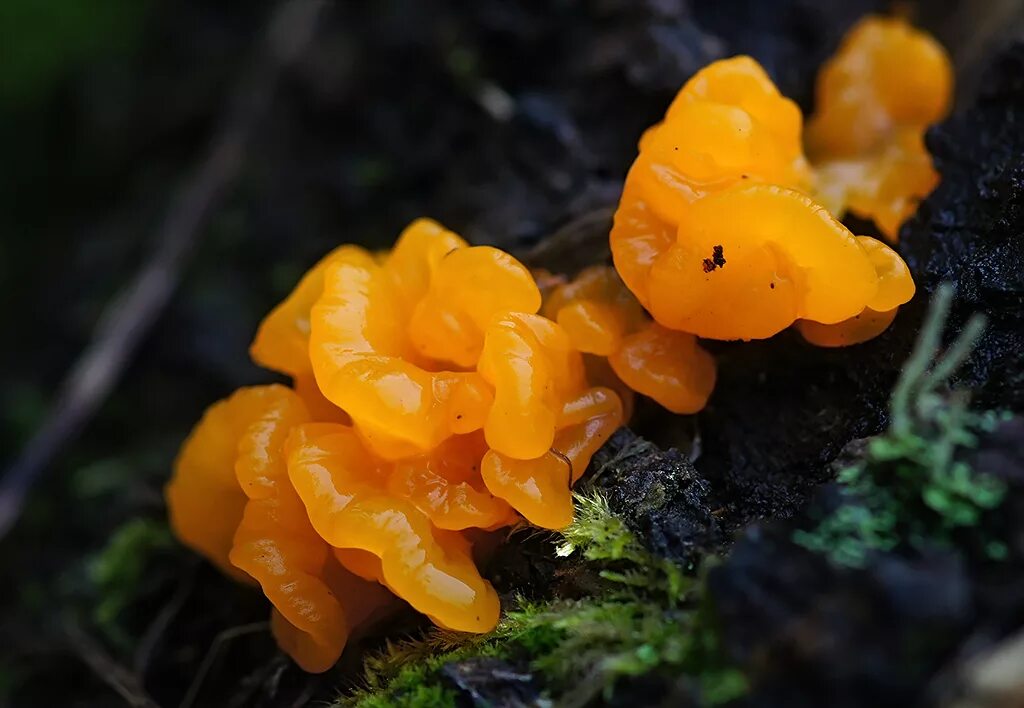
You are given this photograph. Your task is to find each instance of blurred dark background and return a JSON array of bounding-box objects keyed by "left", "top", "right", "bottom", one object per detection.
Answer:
[{"left": 2, "top": 1, "right": 1023, "bottom": 706}]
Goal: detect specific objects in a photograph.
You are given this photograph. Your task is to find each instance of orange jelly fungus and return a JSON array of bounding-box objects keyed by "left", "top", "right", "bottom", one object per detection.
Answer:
[
  {"left": 167, "top": 385, "right": 388, "bottom": 672},
  {"left": 307, "top": 221, "right": 537, "bottom": 460},
  {"left": 795, "top": 234, "right": 915, "bottom": 347},
  {"left": 807, "top": 16, "right": 953, "bottom": 240},
  {"left": 168, "top": 217, "right": 627, "bottom": 670},
  {"left": 284, "top": 422, "right": 501, "bottom": 632},
  {"left": 482, "top": 386, "right": 623, "bottom": 529},
  {"left": 611, "top": 47, "right": 920, "bottom": 344},
  {"left": 542, "top": 266, "right": 715, "bottom": 414},
  {"left": 475, "top": 311, "right": 625, "bottom": 522},
  {"left": 168, "top": 17, "right": 947, "bottom": 670}
]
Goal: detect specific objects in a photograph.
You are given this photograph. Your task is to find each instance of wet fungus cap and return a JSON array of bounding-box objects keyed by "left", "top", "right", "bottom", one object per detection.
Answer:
[
  {"left": 795, "top": 234, "right": 916, "bottom": 347},
  {"left": 481, "top": 386, "right": 623, "bottom": 529},
  {"left": 541, "top": 265, "right": 648, "bottom": 357},
  {"left": 167, "top": 385, "right": 285, "bottom": 583},
  {"left": 807, "top": 15, "right": 952, "bottom": 158},
  {"left": 647, "top": 184, "right": 881, "bottom": 340},
  {"left": 608, "top": 323, "right": 716, "bottom": 415},
  {"left": 630, "top": 55, "right": 815, "bottom": 225}
]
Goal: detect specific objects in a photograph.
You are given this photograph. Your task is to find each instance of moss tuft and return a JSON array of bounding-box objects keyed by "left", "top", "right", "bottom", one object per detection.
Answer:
[
  {"left": 338, "top": 493, "right": 742, "bottom": 707},
  {"left": 88, "top": 517, "right": 172, "bottom": 641},
  {"left": 557, "top": 491, "right": 689, "bottom": 603}
]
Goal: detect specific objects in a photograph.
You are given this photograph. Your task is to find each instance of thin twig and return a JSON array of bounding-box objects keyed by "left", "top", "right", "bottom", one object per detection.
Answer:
[
  {"left": 227, "top": 654, "right": 289, "bottom": 708},
  {"left": 133, "top": 563, "right": 198, "bottom": 678},
  {"left": 65, "top": 620, "right": 162, "bottom": 708},
  {"left": 288, "top": 678, "right": 317, "bottom": 708},
  {"left": 0, "top": 0, "right": 327, "bottom": 540},
  {"left": 179, "top": 621, "right": 270, "bottom": 708},
  {"left": 520, "top": 205, "right": 616, "bottom": 273}
]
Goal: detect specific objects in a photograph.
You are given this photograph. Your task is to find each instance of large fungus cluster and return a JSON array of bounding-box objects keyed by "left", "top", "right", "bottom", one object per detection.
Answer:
[
  {"left": 167, "top": 15, "right": 951, "bottom": 672},
  {"left": 168, "top": 219, "right": 626, "bottom": 671}
]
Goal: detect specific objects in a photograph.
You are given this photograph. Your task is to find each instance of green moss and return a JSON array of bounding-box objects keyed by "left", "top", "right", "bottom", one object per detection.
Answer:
[
  {"left": 557, "top": 492, "right": 689, "bottom": 603},
  {"left": 512, "top": 595, "right": 743, "bottom": 706},
  {"left": 353, "top": 669, "right": 458, "bottom": 708},
  {"left": 795, "top": 285, "right": 1009, "bottom": 567},
  {"left": 88, "top": 517, "right": 172, "bottom": 641},
  {"left": 338, "top": 492, "right": 742, "bottom": 707}
]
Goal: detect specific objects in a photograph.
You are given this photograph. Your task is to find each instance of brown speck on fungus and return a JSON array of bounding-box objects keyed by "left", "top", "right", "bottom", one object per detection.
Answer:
[{"left": 702, "top": 245, "right": 727, "bottom": 273}]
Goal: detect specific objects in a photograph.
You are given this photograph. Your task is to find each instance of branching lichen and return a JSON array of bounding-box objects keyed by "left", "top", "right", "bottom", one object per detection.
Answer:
[{"left": 795, "top": 284, "right": 1009, "bottom": 566}]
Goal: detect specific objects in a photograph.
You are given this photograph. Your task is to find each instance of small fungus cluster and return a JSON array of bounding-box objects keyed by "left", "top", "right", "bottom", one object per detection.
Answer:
[
  {"left": 166, "top": 15, "right": 951, "bottom": 672},
  {"left": 610, "top": 15, "right": 947, "bottom": 351},
  {"left": 808, "top": 16, "right": 953, "bottom": 240}
]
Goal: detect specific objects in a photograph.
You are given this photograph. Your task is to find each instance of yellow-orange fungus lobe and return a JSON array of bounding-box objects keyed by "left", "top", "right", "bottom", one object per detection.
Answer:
[
  {"left": 271, "top": 554, "right": 395, "bottom": 673},
  {"left": 167, "top": 386, "right": 290, "bottom": 582},
  {"left": 608, "top": 44, "right": 933, "bottom": 378},
  {"left": 308, "top": 248, "right": 494, "bottom": 460},
  {"left": 612, "top": 55, "right": 868, "bottom": 343},
  {"left": 553, "top": 300, "right": 622, "bottom": 357},
  {"left": 858, "top": 235, "right": 916, "bottom": 312},
  {"left": 796, "top": 307, "right": 899, "bottom": 348},
  {"left": 409, "top": 246, "right": 542, "bottom": 367},
  {"left": 251, "top": 245, "right": 369, "bottom": 379},
  {"left": 807, "top": 16, "right": 953, "bottom": 240},
  {"left": 670, "top": 56, "right": 804, "bottom": 152},
  {"left": 166, "top": 386, "right": 389, "bottom": 672},
  {"left": 385, "top": 218, "right": 468, "bottom": 314},
  {"left": 285, "top": 423, "right": 501, "bottom": 632},
  {"left": 608, "top": 323, "right": 716, "bottom": 414},
  {"left": 388, "top": 432, "right": 516, "bottom": 531},
  {"left": 796, "top": 234, "right": 914, "bottom": 347},
  {"left": 185, "top": 216, "right": 643, "bottom": 666},
  {"left": 226, "top": 387, "right": 350, "bottom": 673},
  {"left": 542, "top": 266, "right": 646, "bottom": 357},
  {"left": 478, "top": 312, "right": 586, "bottom": 460},
  {"left": 481, "top": 387, "right": 623, "bottom": 529},
  {"left": 610, "top": 189, "right": 674, "bottom": 310},
  {"left": 629, "top": 56, "right": 814, "bottom": 226}
]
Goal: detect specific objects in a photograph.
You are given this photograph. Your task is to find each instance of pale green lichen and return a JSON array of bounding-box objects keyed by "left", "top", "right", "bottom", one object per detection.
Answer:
[{"left": 795, "top": 284, "right": 1009, "bottom": 567}]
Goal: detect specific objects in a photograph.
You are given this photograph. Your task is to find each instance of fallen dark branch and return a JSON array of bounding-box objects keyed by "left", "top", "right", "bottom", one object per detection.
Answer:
[{"left": 0, "top": 0, "right": 327, "bottom": 540}]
